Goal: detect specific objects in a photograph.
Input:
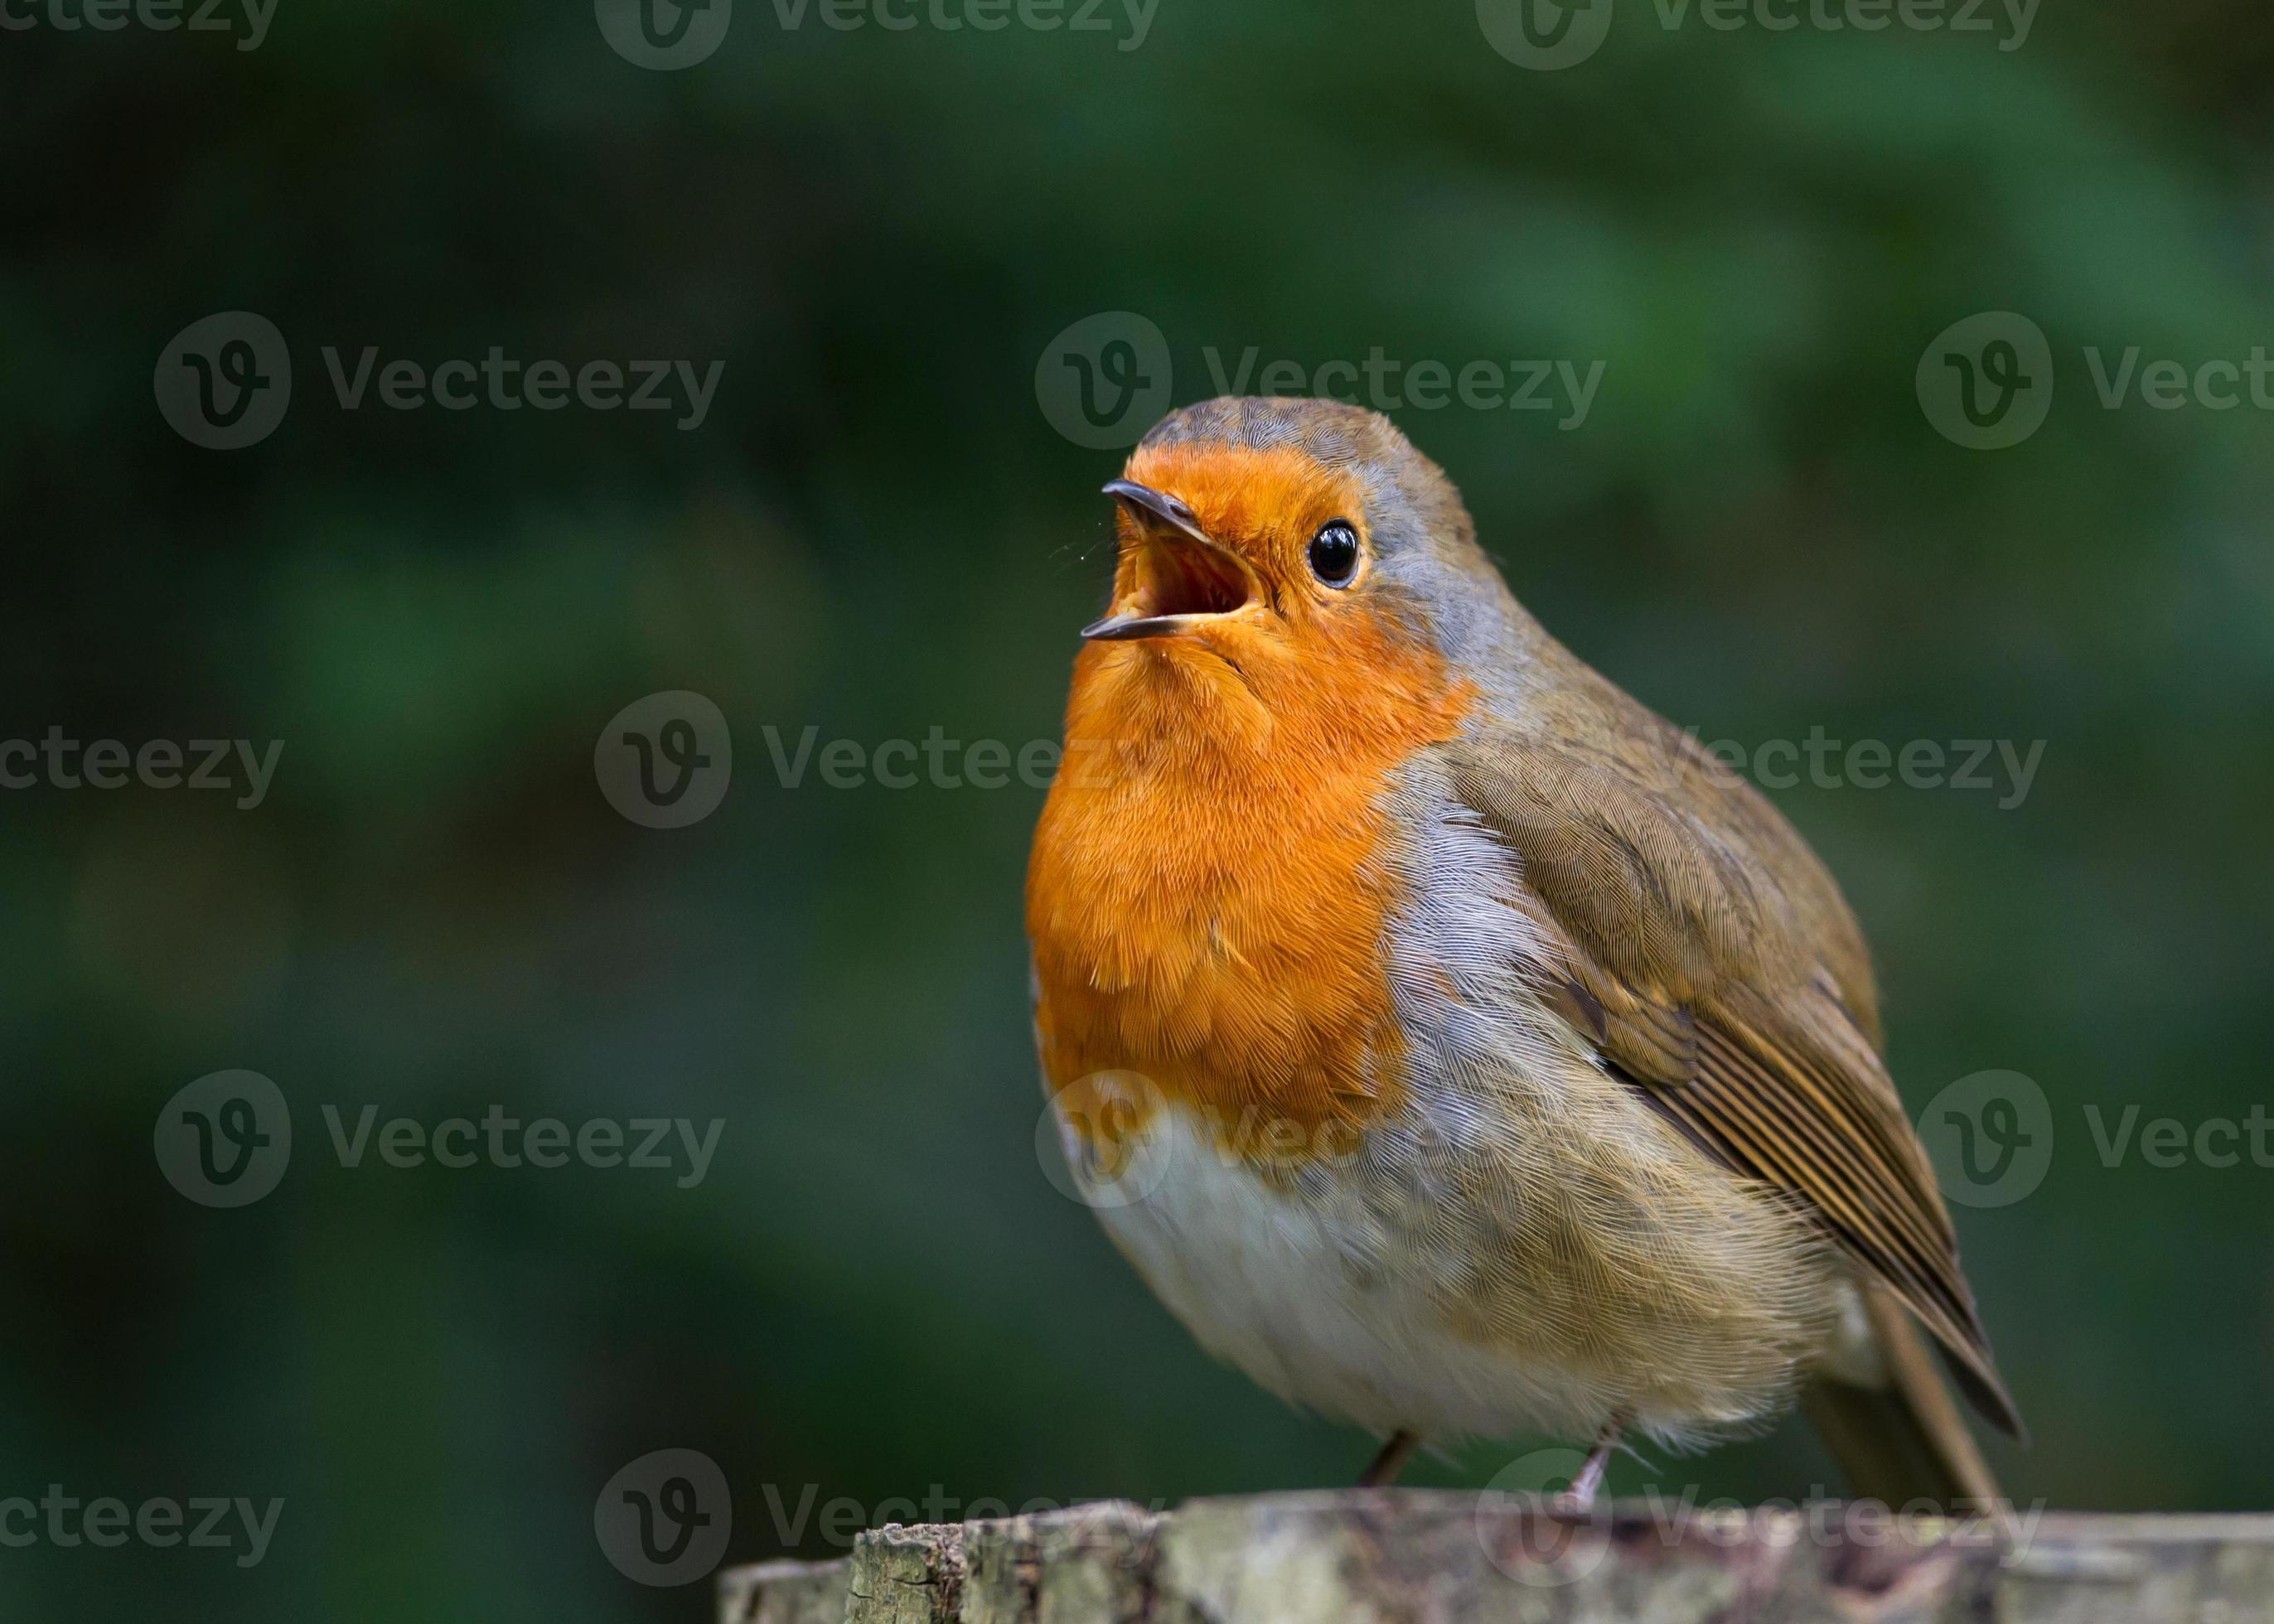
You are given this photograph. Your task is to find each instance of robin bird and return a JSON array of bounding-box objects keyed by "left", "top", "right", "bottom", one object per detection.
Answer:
[{"left": 1024, "top": 396, "right": 2021, "bottom": 1507}]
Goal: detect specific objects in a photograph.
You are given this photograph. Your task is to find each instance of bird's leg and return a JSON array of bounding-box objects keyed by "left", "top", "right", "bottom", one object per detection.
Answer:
[
  {"left": 1357, "top": 1429, "right": 1420, "bottom": 1487},
  {"left": 1556, "top": 1412, "right": 1631, "bottom": 1512}
]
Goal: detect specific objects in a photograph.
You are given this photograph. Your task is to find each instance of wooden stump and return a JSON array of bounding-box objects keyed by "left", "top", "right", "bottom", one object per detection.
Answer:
[{"left": 719, "top": 1493, "right": 2274, "bottom": 1622}]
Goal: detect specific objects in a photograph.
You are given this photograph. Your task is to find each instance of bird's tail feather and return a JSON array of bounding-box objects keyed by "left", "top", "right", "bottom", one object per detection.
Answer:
[{"left": 1802, "top": 1283, "right": 2000, "bottom": 1510}]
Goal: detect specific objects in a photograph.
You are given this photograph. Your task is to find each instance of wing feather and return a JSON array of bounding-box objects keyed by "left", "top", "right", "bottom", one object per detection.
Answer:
[{"left": 1444, "top": 736, "right": 2022, "bottom": 1438}]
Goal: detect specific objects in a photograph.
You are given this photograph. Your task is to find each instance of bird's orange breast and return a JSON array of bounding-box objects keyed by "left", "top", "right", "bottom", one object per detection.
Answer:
[{"left": 1026, "top": 531, "right": 1474, "bottom": 1158}]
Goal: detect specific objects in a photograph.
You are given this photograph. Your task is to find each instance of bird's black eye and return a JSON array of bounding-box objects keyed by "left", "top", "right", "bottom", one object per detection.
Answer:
[{"left": 1307, "top": 520, "right": 1361, "bottom": 587}]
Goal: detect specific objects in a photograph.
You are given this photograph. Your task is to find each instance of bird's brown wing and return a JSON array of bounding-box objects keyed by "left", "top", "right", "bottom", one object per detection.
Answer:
[{"left": 1443, "top": 729, "right": 2022, "bottom": 1437}]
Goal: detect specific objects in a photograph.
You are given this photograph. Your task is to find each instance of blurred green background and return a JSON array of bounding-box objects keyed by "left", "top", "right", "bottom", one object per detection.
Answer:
[{"left": 6, "top": 0, "right": 2273, "bottom": 1616}]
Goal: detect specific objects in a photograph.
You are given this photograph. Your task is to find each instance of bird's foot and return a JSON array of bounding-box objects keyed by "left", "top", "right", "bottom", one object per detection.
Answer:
[
  {"left": 1552, "top": 1412, "right": 1630, "bottom": 1513},
  {"left": 1357, "top": 1429, "right": 1420, "bottom": 1488}
]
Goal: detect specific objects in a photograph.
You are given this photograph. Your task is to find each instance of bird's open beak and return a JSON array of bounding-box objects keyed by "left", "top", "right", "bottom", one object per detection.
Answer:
[{"left": 1081, "top": 479, "right": 1264, "bottom": 642}]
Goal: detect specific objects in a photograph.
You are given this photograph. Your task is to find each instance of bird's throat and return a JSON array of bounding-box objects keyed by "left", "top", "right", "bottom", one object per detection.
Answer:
[{"left": 1025, "top": 616, "right": 1474, "bottom": 1155}]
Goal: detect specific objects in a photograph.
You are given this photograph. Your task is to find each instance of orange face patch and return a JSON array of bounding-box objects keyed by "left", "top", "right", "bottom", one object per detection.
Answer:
[
  {"left": 1026, "top": 444, "right": 1474, "bottom": 1162},
  {"left": 1107, "top": 442, "right": 1363, "bottom": 617}
]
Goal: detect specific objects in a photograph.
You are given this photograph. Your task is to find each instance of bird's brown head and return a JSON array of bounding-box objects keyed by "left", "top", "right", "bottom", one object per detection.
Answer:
[{"left": 1067, "top": 398, "right": 1526, "bottom": 754}]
